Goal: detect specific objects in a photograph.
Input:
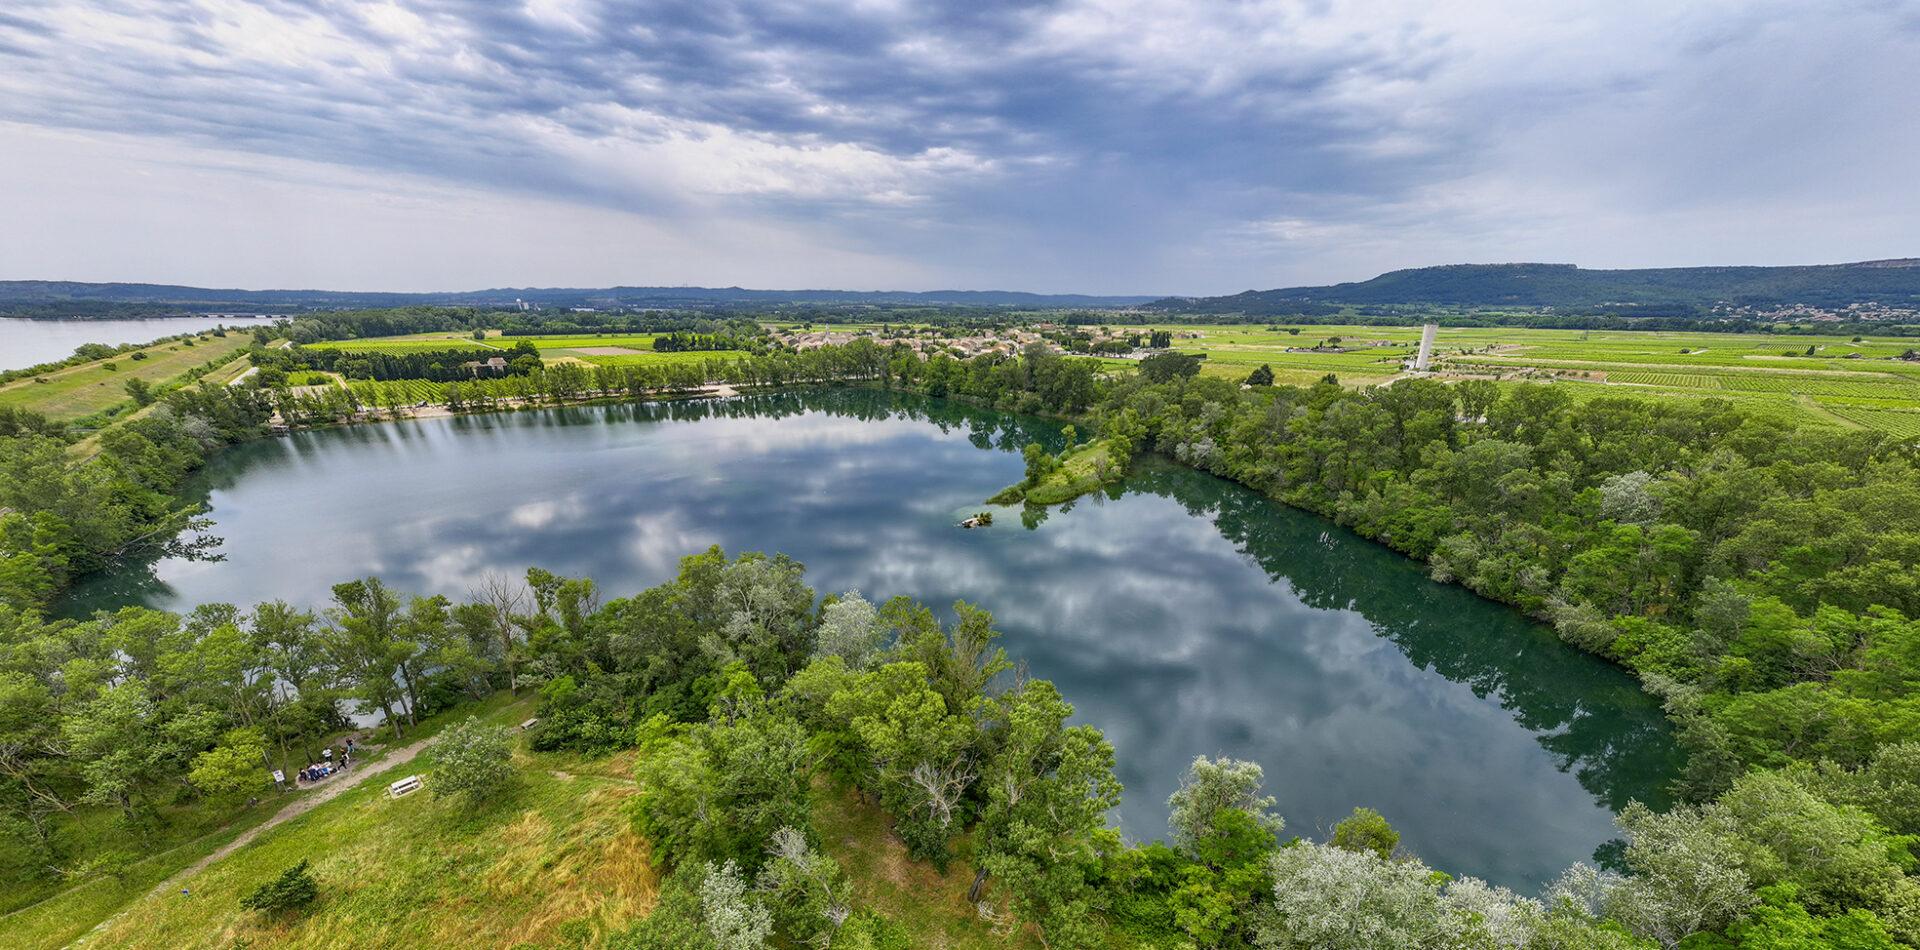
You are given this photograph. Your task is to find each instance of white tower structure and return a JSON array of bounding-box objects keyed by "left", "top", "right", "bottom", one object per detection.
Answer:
[{"left": 1414, "top": 323, "right": 1438, "bottom": 372}]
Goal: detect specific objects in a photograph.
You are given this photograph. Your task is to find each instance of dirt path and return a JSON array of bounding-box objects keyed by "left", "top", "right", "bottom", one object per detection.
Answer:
[
  {"left": 148, "top": 733, "right": 438, "bottom": 897},
  {"left": 43, "top": 735, "right": 441, "bottom": 948}
]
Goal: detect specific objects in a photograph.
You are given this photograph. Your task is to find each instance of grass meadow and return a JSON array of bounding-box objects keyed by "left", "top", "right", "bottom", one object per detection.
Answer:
[{"left": 0, "top": 333, "right": 256, "bottom": 420}]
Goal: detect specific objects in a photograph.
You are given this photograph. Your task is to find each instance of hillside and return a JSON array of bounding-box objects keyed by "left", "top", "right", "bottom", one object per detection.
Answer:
[
  {"left": 1152, "top": 259, "right": 1920, "bottom": 314},
  {"left": 0, "top": 281, "right": 1157, "bottom": 315}
]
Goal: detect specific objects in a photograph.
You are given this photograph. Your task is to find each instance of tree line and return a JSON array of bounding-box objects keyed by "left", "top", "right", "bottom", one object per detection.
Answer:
[{"left": 7, "top": 317, "right": 1920, "bottom": 946}]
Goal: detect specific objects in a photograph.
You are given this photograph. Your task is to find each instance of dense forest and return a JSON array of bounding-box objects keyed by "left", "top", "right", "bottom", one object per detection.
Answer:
[{"left": 6, "top": 318, "right": 1920, "bottom": 947}]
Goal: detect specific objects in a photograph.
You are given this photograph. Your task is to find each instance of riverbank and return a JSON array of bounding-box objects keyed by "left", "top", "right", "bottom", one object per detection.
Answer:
[{"left": 270, "top": 381, "right": 745, "bottom": 430}]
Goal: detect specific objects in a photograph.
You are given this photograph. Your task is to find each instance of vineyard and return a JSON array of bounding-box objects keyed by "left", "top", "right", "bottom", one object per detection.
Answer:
[
  {"left": 347, "top": 378, "right": 448, "bottom": 404},
  {"left": 517, "top": 335, "right": 661, "bottom": 351},
  {"left": 577, "top": 350, "right": 745, "bottom": 366},
  {"left": 1604, "top": 371, "right": 1725, "bottom": 389},
  {"left": 1822, "top": 406, "right": 1920, "bottom": 440},
  {"left": 1719, "top": 375, "right": 1920, "bottom": 398},
  {"left": 304, "top": 339, "right": 494, "bottom": 355}
]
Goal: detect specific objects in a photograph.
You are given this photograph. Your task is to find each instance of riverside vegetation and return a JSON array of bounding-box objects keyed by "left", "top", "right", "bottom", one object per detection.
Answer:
[{"left": 3, "top": 305, "right": 1920, "bottom": 948}]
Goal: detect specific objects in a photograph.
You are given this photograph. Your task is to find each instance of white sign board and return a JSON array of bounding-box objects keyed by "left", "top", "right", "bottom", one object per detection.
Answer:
[{"left": 272, "top": 769, "right": 285, "bottom": 783}]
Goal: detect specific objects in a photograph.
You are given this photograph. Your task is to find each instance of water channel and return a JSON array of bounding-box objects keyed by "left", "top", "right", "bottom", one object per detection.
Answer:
[{"left": 61, "top": 389, "right": 1683, "bottom": 890}]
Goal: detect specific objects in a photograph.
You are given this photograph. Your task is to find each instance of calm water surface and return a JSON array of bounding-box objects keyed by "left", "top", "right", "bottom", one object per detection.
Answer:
[
  {"left": 0, "top": 315, "right": 278, "bottom": 372},
  {"left": 63, "top": 390, "right": 1682, "bottom": 890}
]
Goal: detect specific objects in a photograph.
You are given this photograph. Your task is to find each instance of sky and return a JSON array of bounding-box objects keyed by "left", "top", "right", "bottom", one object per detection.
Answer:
[{"left": 2, "top": 1, "right": 1917, "bottom": 296}]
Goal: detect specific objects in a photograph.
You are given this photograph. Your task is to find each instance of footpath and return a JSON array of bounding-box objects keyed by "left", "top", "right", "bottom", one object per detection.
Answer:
[
  {"left": 48, "top": 732, "right": 440, "bottom": 948},
  {"left": 149, "top": 733, "right": 438, "bottom": 896}
]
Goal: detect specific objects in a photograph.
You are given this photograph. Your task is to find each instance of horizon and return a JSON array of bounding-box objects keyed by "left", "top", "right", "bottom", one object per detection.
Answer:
[
  {"left": 3, "top": 3, "right": 1918, "bottom": 295},
  {"left": 9, "top": 256, "right": 1920, "bottom": 302}
]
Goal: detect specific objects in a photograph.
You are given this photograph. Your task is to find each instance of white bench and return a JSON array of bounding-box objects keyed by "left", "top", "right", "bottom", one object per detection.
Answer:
[
  {"left": 388, "top": 775, "right": 424, "bottom": 798},
  {"left": 519, "top": 717, "right": 540, "bottom": 732}
]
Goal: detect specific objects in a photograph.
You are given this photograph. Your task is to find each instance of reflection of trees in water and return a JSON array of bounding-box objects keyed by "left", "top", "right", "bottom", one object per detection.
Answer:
[
  {"left": 1123, "top": 460, "right": 1684, "bottom": 815},
  {"left": 57, "top": 561, "right": 178, "bottom": 619},
  {"left": 587, "top": 389, "right": 1072, "bottom": 456},
  {"left": 63, "top": 389, "right": 1679, "bottom": 819}
]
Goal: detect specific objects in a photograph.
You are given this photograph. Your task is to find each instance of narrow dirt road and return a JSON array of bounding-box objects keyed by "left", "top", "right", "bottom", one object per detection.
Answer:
[
  {"left": 149, "top": 733, "right": 439, "bottom": 897},
  {"left": 46, "top": 733, "right": 441, "bottom": 948}
]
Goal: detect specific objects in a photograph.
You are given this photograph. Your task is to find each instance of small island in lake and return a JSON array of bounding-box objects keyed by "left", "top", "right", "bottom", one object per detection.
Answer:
[{"left": 988, "top": 426, "right": 1129, "bottom": 507}]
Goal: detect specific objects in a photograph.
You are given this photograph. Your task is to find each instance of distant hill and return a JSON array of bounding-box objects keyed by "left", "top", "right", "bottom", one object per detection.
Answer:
[
  {"left": 1150, "top": 260, "right": 1920, "bottom": 314},
  {"left": 0, "top": 281, "right": 1157, "bottom": 315}
]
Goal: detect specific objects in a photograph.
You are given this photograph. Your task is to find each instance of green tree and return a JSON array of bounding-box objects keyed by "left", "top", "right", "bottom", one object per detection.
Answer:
[
  {"left": 1245, "top": 364, "right": 1274, "bottom": 387},
  {"left": 188, "top": 727, "right": 268, "bottom": 807},
  {"left": 829, "top": 661, "right": 979, "bottom": 868},
  {"left": 1139, "top": 352, "right": 1201, "bottom": 383},
  {"left": 326, "top": 578, "right": 414, "bottom": 736},
  {"left": 1331, "top": 806, "right": 1400, "bottom": 860},
  {"left": 631, "top": 695, "right": 813, "bottom": 869},
  {"left": 1166, "top": 756, "right": 1284, "bottom": 863},
  {"left": 973, "top": 680, "right": 1122, "bottom": 948}
]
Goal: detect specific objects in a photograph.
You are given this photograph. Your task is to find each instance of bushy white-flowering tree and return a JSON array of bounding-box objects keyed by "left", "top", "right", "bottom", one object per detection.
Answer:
[
  {"left": 1258, "top": 843, "right": 1546, "bottom": 950},
  {"left": 809, "top": 592, "right": 884, "bottom": 670},
  {"left": 1606, "top": 801, "right": 1755, "bottom": 948},
  {"left": 430, "top": 716, "right": 514, "bottom": 803},
  {"left": 756, "top": 826, "right": 852, "bottom": 946},
  {"left": 699, "top": 859, "right": 773, "bottom": 950}
]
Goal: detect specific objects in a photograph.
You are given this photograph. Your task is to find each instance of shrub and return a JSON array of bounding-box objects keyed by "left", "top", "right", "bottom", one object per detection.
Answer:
[
  {"left": 240, "top": 859, "right": 319, "bottom": 916},
  {"left": 431, "top": 716, "right": 516, "bottom": 803}
]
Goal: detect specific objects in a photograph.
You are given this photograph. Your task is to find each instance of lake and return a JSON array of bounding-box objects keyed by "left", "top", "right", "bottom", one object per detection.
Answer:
[
  {"left": 61, "top": 389, "right": 1682, "bottom": 890},
  {"left": 0, "top": 315, "right": 280, "bottom": 372}
]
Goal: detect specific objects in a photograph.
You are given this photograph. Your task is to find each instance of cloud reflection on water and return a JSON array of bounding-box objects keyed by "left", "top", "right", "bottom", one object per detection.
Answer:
[{"left": 61, "top": 391, "right": 1679, "bottom": 890}]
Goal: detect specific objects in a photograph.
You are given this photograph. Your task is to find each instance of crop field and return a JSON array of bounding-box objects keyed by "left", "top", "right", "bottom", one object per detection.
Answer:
[
  {"left": 1605, "top": 371, "right": 1724, "bottom": 389},
  {"left": 347, "top": 379, "right": 449, "bottom": 404},
  {"left": 303, "top": 339, "right": 494, "bottom": 355},
  {"left": 510, "top": 334, "right": 662, "bottom": 351},
  {"left": 576, "top": 350, "right": 746, "bottom": 366},
  {"left": 1821, "top": 406, "right": 1920, "bottom": 439},
  {"left": 1083, "top": 323, "right": 1920, "bottom": 438}
]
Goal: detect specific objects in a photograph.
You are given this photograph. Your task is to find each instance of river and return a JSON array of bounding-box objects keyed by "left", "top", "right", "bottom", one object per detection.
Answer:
[
  {"left": 0, "top": 315, "right": 280, "bottom": 372},
  {"left": 60, "top": 389, "right": 1682, "bottom": 891}
]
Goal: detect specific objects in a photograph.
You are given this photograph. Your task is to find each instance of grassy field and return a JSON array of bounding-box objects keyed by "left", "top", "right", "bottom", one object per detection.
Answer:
[
  {"left": 1092, "top": 324, "right": 1920, "bottom": 437},
  {"left": 33, "top": 687, "right": 1050, "bottom": 950},
  {"left": 2, "top": 693, "right": 532, "bottom": 950},
  {"left": 0, "top": 332, "right": 256, "bottom": 420}
]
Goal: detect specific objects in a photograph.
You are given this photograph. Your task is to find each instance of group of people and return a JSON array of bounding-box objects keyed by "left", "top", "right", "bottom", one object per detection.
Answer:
[{"left": 295, "top": 737, "right": 358, "bottom": 786}]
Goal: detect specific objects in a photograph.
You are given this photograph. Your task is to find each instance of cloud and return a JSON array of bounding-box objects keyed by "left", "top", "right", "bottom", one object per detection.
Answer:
[{"left": 1, "top": 0, "right": 1916, "bottom": 292}]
